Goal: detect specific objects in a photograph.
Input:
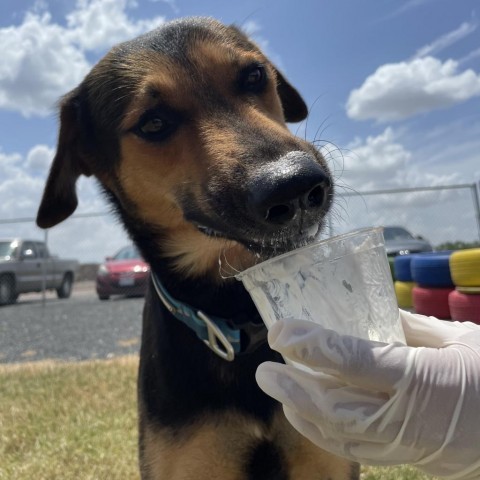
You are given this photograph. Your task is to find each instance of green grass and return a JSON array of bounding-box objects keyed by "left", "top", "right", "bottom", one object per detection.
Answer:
[{"left": 0, "top": 357, "right": 436, "bottom": 480}]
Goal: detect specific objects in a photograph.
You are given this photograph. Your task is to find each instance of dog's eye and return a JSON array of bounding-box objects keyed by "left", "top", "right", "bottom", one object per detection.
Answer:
[
  {"left": 239, "top": 64, "right": 267, "bottom": 93},
  {"left": 141, "top": 117, "right": 168, "bottom": 134},
  {"left": 135, "top": 111, "right": 179, "bottom": 142}
]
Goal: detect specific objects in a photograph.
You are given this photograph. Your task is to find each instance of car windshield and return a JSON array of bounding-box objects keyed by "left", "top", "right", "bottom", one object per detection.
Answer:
[
  {"left": 383, "top": 227, "right": 415, "bottom": 241},
  {"left": 113, "top": 245, "right": 142, "bottom": 260},
  {"left": 0, "top": 240, "right": 17, "bottom": 259}
]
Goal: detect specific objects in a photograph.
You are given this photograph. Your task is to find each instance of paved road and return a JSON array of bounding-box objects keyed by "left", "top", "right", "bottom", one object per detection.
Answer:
[{"left": 0, "top": 282, "right": 143, "bottom": 364}]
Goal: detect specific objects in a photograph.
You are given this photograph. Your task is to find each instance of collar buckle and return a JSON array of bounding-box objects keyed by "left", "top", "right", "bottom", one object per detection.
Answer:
[{"left": 197, "top": 311, "right": 235, "bottom": 361}]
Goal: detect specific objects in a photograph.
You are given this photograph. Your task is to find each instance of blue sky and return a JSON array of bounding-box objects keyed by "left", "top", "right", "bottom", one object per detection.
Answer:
[{"left": 0, "top": 0, "right": 479, "bottom": 261}]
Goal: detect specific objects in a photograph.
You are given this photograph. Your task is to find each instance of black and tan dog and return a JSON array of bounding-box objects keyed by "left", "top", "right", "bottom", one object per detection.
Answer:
[{"left": 36, "top": 17, "right": 359, "bottom": 480}]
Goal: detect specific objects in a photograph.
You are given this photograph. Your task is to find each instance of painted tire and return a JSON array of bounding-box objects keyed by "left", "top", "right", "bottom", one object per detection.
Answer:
[
  {"left": 456, "top": 286, "right": 480, "bottom": 294},
  {"left": 449, "top": 289, "right": 480, "bottom": 324},
  {"left": 449, "top": 249, "right": 480, "bottom": 287},
  {"left": 395, "top": 281, "right": 415, "bottom": 309},
  {"left": 393, "top": 255, "right": 416, "bottom": 282},
  {"left": 388, "top": 257, "right": 395, "bottom": 279},
  {"left": 412, "top": 286, "right": 453, "bottom": 319},
  {"left": 411, "top": 252, "right": 453, "bottom": 287}
]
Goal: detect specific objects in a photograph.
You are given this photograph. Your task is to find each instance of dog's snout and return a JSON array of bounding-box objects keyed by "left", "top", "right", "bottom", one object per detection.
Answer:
[
  {"left": 262, "top": 178, "right": 328, "bottom": 225},
  {"left": 249, "top": 152, "right": 331, "bottom": 226}
]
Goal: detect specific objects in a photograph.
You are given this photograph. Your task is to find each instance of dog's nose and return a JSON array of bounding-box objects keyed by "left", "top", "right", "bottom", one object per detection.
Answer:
[{"left": 249, "top": 152, "right": 331, "bottom": 226}]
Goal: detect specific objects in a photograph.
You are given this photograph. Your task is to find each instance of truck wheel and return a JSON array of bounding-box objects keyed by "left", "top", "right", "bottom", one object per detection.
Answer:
[
  {"left": 57, "top": 273, "right": 73, "bottom": 299},
  {"left": 0, "top": 275, "right": 17, "bottom": 305}
]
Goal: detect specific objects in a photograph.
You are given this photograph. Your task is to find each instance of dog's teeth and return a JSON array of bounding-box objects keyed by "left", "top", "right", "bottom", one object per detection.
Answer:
[{"left": 307, "top": 224, "right": 319, "bottom": 238}]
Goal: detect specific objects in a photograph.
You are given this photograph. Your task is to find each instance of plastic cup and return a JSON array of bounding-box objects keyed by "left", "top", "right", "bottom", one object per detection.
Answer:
[{"left": 237, "top": 227, "right": 405, "bottom": 344}]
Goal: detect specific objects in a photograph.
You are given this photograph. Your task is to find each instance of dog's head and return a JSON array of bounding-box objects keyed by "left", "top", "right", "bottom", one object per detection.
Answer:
[{"left": 37, "top": 17, "right": 333, "bottom": 279}]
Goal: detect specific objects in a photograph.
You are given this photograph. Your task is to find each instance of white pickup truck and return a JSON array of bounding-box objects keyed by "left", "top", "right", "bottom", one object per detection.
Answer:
[{"left": 0, "top": 238, "right": 79, "bottom": 305}]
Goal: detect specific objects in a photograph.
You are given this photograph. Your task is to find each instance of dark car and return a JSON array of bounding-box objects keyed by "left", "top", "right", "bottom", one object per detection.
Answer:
[
  {"left": 95, "top": 245, "right": 150, "bottom": 300},
  {"left": 383, "top": 226, "right": 434, "bottom": 257}
]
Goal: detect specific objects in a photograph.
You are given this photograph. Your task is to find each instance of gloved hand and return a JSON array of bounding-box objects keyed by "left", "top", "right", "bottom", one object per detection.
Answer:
[{"left": 256, "top": 310, "right": 480, "bottom": 479}]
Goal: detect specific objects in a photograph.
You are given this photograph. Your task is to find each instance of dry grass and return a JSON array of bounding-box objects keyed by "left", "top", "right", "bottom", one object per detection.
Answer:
[
  {"left": 0, "top": 357, "right": 435, "bottom": 480},
  {"left": 0, "top": 356, "right": 140, "bottom": 480}
]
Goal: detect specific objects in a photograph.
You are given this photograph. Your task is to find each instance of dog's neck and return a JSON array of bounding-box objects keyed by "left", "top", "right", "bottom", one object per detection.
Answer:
[{"left": 140, "top": 234, "right": 267, "bottom": 358}]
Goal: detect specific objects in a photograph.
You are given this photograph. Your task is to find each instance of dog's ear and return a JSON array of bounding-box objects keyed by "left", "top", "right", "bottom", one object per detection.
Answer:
[
  {"left": 36, "top": 88, "right": 93, "bottom": 229},
  {"left": 275, "top": 69, "right": 308, "bottom": 123}
]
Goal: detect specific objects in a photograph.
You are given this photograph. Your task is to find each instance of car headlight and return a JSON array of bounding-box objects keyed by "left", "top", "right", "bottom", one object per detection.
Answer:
[
  {"left": 97, "top": 264, "right": 109, "bottom": 276},
  {"left": 133, "top": 265, "right": 149, "bottom": 273}
]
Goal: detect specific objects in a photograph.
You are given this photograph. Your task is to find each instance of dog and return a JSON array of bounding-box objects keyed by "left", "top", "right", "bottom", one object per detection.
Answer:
[{"left": 36, "top": 17, "right": 359, "bottom": 480}]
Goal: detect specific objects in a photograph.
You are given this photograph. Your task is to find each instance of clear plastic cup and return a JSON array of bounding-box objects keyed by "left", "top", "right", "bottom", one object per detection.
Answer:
[{"left": 237, "top": 227, "right": 405, "bottom": 344}]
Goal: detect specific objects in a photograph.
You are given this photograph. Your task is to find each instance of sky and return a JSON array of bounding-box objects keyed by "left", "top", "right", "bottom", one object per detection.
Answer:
[{"left": 0, "top": 0, "right": 479, "bottom": 262}]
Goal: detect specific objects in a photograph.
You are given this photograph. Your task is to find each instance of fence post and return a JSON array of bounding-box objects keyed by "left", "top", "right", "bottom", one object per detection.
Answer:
[
  {"left": 473, "top": 182, "right": 480, "bottom": 242},
  {"left": 41, "top": 229, "right": 48, "bottom": 306}
]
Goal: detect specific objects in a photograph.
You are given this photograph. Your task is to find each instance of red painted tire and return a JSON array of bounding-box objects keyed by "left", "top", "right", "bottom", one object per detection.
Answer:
[
  {"left": 412, "top": 286, "right": 453, "bottom": 319},
  {"left": 449, "top": 290, "right": 480, "bottom": 324}
]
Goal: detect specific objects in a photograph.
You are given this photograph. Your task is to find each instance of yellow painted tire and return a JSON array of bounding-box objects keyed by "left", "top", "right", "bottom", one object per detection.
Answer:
[
  {"left": 449, "top": 249, "right": 480, "bottom": 287},
  {"left": 395, "top": 281, "right": 415, "bottom": 308},
  {"left": 456, "top": 286, "right": 480, "bottom": 295}
]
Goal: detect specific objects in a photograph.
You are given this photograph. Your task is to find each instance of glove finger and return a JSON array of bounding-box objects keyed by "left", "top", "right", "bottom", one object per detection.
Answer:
[
  {"left": 267, "top": 319, "right": 410, "bottom": 391},
  {"left": 283, "top": 407, "right": 402, "bottom": 467},
  {"left": 282, "top": 406, "right": 358, "bottom": 463},
  {"left": 256, "top": 361, "right": 346, "bottom": 417},
  {"left": 400, "top": 309, "right": 479, "bottom": 347},
  {"left": 256, "top": 361, "right": 393, "bottom": 438}
]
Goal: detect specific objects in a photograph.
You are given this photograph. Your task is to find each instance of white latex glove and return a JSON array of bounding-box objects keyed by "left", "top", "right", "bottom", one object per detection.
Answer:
[{"left": 256, "top": 310, "right": 480, "bottom": 479}]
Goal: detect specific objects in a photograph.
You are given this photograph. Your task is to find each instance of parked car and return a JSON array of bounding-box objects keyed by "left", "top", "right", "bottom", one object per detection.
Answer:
[
  {"left": 0, "top": 238, "right": 78, "bottom": 305},
  {"left": 383, "top": 226, "right": 434, "bottom": 257},
  {"left": 96, "top": 245, "right": 150, "bottom": 300}
]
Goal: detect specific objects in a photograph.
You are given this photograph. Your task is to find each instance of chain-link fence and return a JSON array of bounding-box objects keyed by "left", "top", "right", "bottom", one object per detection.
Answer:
[
  {"left": 1, "top": 183, "right": 479, "bottom": 307},
  {"left": 328, "top": 183, "right": 480, "bottom": 246}
]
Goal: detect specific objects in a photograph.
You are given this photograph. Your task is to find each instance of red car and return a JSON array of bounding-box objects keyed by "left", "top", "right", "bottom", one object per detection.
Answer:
[{"left": 96, "top": 245, "right": 150, "bottom": 300}]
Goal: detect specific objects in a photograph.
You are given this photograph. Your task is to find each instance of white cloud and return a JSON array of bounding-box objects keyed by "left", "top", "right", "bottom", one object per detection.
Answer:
[
  {"left": 459, "top": 47, "right": 480, "bottom": 66},
  {"left": 0, "top": 0, "right": 166, "bottom": 117},
  {"left": 0, "top": 145, "right": 129, "bottom": 262},
  {"left": 328, "top": 127, "right": 411, "bottom": 191},
  {"left": 66, "top": 0, "right": 165, "bottom": 51},
  {"left": 25, "top": 144, "right": 54, "bottom": 171},
  {"left": 0, "top": 12, "right": 90, "bottom": 117},
  {"left": 414, "top": 20, "right": 477, "bottom": 59},
  {"left": 0, "top": 148, "right": 50, "bottom": 222},
  {"left": 382, "top": 0, "right": 437, "bottom": 20},
  {"left": 346, "top": 56, "right": 480, "bottom": 122},
  {"left": 328, "top": 126, "right": 465, "bottom": 193}
]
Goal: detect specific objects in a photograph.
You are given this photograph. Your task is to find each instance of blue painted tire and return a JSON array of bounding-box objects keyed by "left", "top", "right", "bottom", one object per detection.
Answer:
[
  {"left": 394, "top": 254, "right": 416, "bottom": 281},
  {"left": 411, "top": 251, "right": 454, "bottom": 287}
]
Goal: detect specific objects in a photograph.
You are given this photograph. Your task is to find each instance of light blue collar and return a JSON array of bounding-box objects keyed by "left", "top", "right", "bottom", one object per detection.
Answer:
[{"left": 151, "top": 273, "right": 241, "bottom": 361}]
